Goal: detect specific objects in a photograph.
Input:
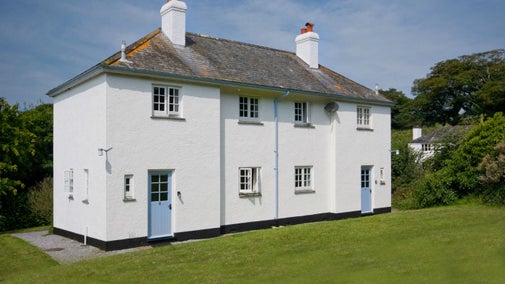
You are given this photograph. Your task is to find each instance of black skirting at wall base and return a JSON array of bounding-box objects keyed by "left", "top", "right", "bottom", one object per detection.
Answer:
[
  {"left": 53, "top": 227, "right": 148, "bottom": 251},
  {"left": 374, "top": 207, "right": 392, "bottom": 214},
  {"left": 53, "top": 208, "right": 391, "bottom": 251}
]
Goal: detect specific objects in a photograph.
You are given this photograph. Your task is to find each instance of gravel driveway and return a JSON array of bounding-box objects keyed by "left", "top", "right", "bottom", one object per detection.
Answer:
[{"left": 12, "top": 230, "right": 149, "bottom": 264}]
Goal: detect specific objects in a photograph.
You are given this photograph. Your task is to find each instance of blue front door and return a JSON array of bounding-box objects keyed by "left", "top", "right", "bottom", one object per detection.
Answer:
[
  {"left": 361, "top": 167, "right": 372, "bottom": 214},
  {"left": 148, "top": 171, "right": 172, "bottom": 239}
]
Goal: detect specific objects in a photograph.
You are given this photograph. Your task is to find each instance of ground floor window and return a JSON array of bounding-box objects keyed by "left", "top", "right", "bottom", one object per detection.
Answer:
[
  {"left": 295, "top": 166, "right": 313, "bottom": 192},
  {"left": 239, "top": 167, "right": 260, "bottom": 196},
  {"left": 64, "top": 169, "right": 74, "bottom": 193},
  {"left": 124, "top": 174, "right": 134, "bottom": 200}
]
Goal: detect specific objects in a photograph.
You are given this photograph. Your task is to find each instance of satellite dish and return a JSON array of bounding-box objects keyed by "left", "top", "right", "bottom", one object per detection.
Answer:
[{"left": 324, "top": 102, "right": 339, "bottom": 113}]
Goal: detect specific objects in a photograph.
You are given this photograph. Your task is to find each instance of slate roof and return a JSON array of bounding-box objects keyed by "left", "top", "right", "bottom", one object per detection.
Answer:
[
  {"left": 48, "top": 28, "right": 392, "bottom": 105},
  {"left": 410, "top": 125, "right": 473, "bottom": 144}
]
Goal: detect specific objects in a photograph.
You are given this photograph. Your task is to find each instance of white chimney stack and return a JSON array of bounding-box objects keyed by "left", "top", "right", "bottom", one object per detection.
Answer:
[
  {"left": 160, "top": 0, "right": 187, "bottom": 47},
  {"left": 295, "top": 23, "right": 319, "bottom": 69},
  {"left": 412, "top": 127, "right": 422, "bottom": 140}
]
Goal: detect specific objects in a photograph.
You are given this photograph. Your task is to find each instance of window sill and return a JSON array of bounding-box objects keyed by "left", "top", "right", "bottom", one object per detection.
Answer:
[
  {"left": 295, "top": 189, "right": 316, "bottom": 194},
  {"left": 356, "top": 127, "right": 373, "bottom": 131},
  {"left": 239, "top": 192, "right": 262, "bottom": 198},
  {"left": 123, "top": 198, "right": 137, "bottom": 202},
  {"left": 151, "top": 115, "right": 186, "bottom": 121},
  {"left": 294, "top": 123, "right": 315, "bottom": 128},
  {"left": 238, "top": 120, "right": 264, "bottom": 126}
]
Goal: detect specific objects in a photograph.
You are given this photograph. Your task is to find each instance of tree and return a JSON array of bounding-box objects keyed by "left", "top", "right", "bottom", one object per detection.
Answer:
[
  {"left": 0, "top": 98, "right": 35, "bottom": 195},
  {"left": 20, "top": 104, "right": 53, "bottom": 187},
  {"left": 412, "top": 49, "right": 505, "bottom": 125},
  {"left": 0, "top": 98, "right": 53, "bottom": 231},
  {"left": 379, "top": 88, "right": 420, "bottom": 129}
]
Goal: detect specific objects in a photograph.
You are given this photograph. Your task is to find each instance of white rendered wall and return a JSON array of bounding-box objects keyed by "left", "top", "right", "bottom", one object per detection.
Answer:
[
  {"left": 332, "top": 103, "right": 391, "bottom": 213},
  {"left": 221, "top": 91, "right": 346, "bottom": 226},
  {"left": 104, "top": 75, "right": 221, "bottom": 241},
  {"left": 53, "top": 74, "right": 108, "bottom": 241}
]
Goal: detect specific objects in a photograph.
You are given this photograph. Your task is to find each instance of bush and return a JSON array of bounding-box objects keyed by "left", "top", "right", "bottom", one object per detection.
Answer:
[
  {"left": 416, "top": 171, "right": 457, "bottom": 208},
  {"left": 27, "top": 177, "right": 53, "bottom": 225},
  {"left": 478, "top": 140, "right": 505, "bottom": 204}
]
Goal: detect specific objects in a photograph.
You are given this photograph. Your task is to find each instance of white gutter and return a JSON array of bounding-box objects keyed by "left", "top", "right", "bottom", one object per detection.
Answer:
[{"left": 274, "top": 90, "right": 290, "bottom": 223}]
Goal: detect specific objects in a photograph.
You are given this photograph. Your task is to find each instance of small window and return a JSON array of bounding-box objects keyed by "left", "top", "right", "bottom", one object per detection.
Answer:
[
  {"left": 422, "top": 144, "right": 432, "bottom": 152},
  {"left": 239, "top": 96, "right": 259, "bottom": 120},
  {"left": 124, "top": 175, "right": 134, "bottom": 200},
  {"left": 64, "top": 169, "right": 74, "bottom": 193},
  {"left": 357, "top": 106, "right": 371, "bottom": 128},
  {"left": 294, "top": 102, "right": 311, "bottom": 124},
  {"left": 239, "top": 167, "right": 260, "bottom": 195},
  {"left": 295, "top": 166, "right": 313, "bottom": 192},
  {"left": 153, "top": 85, "right": 181, "bottom": 117},
  {"left": 379, "top": 167, "right": 385, "bottom": 185}
]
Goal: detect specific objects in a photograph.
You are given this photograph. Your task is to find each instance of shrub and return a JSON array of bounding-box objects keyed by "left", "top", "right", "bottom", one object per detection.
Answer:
[
  {"left": 27, "top": 177, "right": 53, "bottom": 225},
  {"left": 416, "top": 171, "right": 457, "bottom": 208},
  {"left": 478, "top": 140, "right": 505, "bottom": 204}
]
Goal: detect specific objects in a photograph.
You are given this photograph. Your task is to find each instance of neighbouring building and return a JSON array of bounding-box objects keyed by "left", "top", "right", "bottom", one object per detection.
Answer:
[
  {"left": 408, "top": 126, "right": 473, "bottom": 161},
  {"left": 48, "top": 0, "right": 393, "bottom": 250}
]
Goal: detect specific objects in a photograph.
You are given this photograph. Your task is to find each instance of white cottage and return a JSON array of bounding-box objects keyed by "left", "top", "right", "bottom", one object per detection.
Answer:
[{"left": 48, "top": 0, "right": 393, "bottom": 250}]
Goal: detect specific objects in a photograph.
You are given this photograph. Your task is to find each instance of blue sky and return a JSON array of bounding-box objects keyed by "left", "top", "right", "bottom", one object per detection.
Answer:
[{"left": 1, "top": 0, "right": 504, "bottom": 105}]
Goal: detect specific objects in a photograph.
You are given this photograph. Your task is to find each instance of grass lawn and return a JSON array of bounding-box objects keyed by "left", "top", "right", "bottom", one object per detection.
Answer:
[{"left": 2, "top": 204, "right": 505, "bottom": 283}]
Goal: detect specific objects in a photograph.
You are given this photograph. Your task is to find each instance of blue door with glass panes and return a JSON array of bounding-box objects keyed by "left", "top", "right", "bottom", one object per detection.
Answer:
[
  {"left": 361, "top": 166, "right": 372, "bottom": 214},
  {"left": 148, "top": 171, "right": 172, "bottom": 239}
]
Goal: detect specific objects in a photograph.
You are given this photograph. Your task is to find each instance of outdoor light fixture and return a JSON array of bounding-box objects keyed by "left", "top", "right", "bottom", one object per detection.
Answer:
[
  {"left": 98, "top": 147, "right": 113, "bottom": 156},
  {"left": 389, "top": 149, "right": 400, "bottom": 155}
]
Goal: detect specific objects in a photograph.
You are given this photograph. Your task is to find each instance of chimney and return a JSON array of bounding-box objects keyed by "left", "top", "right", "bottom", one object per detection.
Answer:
[
  {"left": 412, "top": 127, "right": 422, "bottom": 140},
  {"left": 295, "top": 22, "right": 319, "bottom": 69},
  {"left": 160, "top": 0, "right": 187, "bottom": 47}
]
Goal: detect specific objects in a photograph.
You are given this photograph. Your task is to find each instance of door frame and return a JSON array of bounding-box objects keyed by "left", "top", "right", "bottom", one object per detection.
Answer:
[
  {"left": 360, "top": 166, "right": 373, "bottom": 214},
  {"left": 148, "top": 170, "right": 174, "bottom": 239}
]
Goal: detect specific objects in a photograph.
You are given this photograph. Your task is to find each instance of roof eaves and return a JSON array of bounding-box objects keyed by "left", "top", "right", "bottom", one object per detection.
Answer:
[
  {"left": 46, "top": 64, "right": 106, "bottom": 97},
  {"left": 101, "top": 65, "right": 395, "bottom": 107}
]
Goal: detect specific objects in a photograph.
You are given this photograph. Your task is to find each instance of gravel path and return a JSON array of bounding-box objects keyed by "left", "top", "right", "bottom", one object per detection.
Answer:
[{"left": 12, "top": 230, "right": 149, "bottom": 264}]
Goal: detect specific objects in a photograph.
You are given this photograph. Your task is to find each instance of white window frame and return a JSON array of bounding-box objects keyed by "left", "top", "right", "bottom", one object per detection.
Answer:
[
  {"left": 64, "top": 169, "right": 74, "bottom": 194},
  {"left": 124, "top": 174, "right": 134, "bottom": 200},
  {"left": 153, "top": 85, "right": 181, "bottom": 117},
  {"left": 239, "top": 96, "right": 259, "bottom": 121},
  {"left": 357, "top": 106, "right": 371, "bottom": 129},
  {"left": 294, "top": 102, "right": 311, "bottom": 124},
  {"left": 239, "top": 167, "right": 260, "bottom": 195},
  {"left": 422, "top": 143, "right": 432, "bottom": 152},
  {"left": 295, "top": 166, "right": 313, "bottom": 192},
  {"left": 83, "top": 169, "right": 89, "bottom": 202}
]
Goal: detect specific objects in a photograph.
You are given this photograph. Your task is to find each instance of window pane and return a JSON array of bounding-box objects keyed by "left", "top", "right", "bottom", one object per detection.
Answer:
[
  {"left": 151, "top": 184, "right": 159, "bottom": 192},
  {"left": 160, "top": 192, "right": 168, "bottom": 201},
  {"left": 160, "top": 174, "right": 168, "bottom": 182},
  {"left": 160, "top": 183, "right": 168, "bottom": 192},
  {"left": 151, "top": 193, "right": 159, "bottom": 202},
  {"left": 152, "top": 175, "right": 159, "bottom": 183}
]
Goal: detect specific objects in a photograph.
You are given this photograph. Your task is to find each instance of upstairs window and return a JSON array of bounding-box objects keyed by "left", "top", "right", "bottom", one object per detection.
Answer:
[
  {"left": 239, "top": 167, "right": 260, "bottom": 196},
  {"left": 357, "top": 106, "right": 371, "bottom": 129},
  {"left": 153, "top": 86, "right": 181, "bottom": 117},
  {"left": 294, "top": 102, "right": 311, "bottom": 124},
  {"left": 239, "top": 97, "right": 259, "bottom": 120},
  {"left": 422, "top": 144, "right": 432, "bottom": 152}
]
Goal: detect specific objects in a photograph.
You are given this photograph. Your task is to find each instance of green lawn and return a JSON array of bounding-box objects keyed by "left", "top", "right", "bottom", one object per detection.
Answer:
[{"left": 2, "top": 204, "right": 505, "bottom": 283}]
